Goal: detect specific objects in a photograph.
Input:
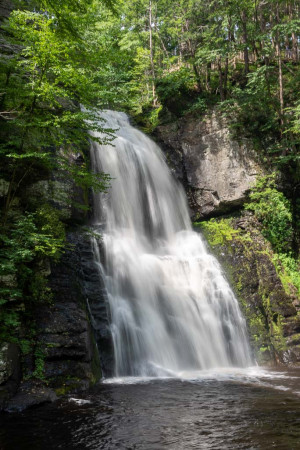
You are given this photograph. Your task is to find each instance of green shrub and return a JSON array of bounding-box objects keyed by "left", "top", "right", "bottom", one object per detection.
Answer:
[
  {"left": 245, "top": 174, "right": 293, "bottom": 253},
  {"left": 155, "top": 68, "right": 196, "bottom": 116},
  {"left": 0, "top": 205, "right": 66, "bottom": 341},
  {"left": 273, "top": 253, "right": 300, "bottom": 295},
  {"left": 195, "top": 218, "right": 240, "bottom": 246}
]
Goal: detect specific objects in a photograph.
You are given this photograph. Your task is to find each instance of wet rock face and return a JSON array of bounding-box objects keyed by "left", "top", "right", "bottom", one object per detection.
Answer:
[
  {"left": 0, "top": 343, "right": 21, "bottom": 410},
  {"left": 78, "top": 231, "right": 114, "bottom": 377},
  {"left": 198, "top": 215, "right": 300, "bottom": 366},
  {"left": 33, "top": 231, "right": 113, "bottom": 390},
  {"left": 155, "top": 111, "right": 262, "bottom": 219},
  {"left": 2, "top": 229, "right": 113, "bottom": 412}
]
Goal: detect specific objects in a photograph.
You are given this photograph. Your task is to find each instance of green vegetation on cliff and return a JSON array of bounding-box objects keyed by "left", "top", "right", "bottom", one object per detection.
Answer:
[
  {"left": 245, "top": 174, "right": 300, "bottom": 293},
  {"left": 195, "top": 174, "right": 300, "bottom": 364},
  {"left": 245, "top": 174, "right": 294, "bottom": 253},
  {"left": 0, "top": 0, "right": 114, "bottom": 360}
]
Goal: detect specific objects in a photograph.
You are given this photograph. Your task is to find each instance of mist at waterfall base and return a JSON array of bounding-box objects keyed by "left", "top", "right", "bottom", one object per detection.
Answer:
[{"left": 89, "top": 110, "right": 253, "bottom": 379}]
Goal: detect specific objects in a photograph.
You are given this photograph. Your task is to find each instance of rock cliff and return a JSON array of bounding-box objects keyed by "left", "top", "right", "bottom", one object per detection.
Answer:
[
  {"left": 155, "top": 111, "right": 263, "bottom": 220},
  {"left": 0, "top": 148, "right": 112, "bottom": 411},
  {"left": 197, "top": 215, "right": 300, "bottom": 366},
  {"left": 0, "top": 0, "right": 111, "bottom": 405},
  {"left": 155, "top": 110, "right": 299, "bottom": 366}
]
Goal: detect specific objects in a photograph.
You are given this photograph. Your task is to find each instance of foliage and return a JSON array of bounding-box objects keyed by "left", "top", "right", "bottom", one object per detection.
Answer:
[
  {"left": 0, "top": 7, "right": 114, "bottom": 213},
  {"left": 219, "top": 67, "right": 279, "bottom": 138},
  {"left": 155, "top": 68, "right": 197, "bottom": 115},
  {"left": 32, "top": 345, "right": 46, "bottom": 380},
  {"left": 245, "top": 174, "right": 293, "bottom": 253},
  {"left": 185, "top": 97, "right": 208, "bottom": 116},
  {"left": 195, "top": 218, "right": 240, "bottom": 246},
  {"left": 289, "top": 101, "right": 300, "bottom": 135},
  {"left": 108, "top": 0, "right": 300, "bottom": 174},
  {"left": 245, "top": 174, "right": 299, "bottom": 296},
  {"left": 0, "top": 206, "right": 65, "bottom": 341},
  {"left": 272, "top": 253, "right": 300, "bottom": 296},
  {"left": 0, "top": 0, "right": 116, "bottom": 365}
]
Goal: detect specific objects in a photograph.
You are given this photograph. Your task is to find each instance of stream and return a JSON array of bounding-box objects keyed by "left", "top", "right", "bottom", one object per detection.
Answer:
[
  {"left": 1, "top": 367, "right": 300, "bottom": 449},
  {"left": 1, "top": 112, "right": 299, "bottom": 449}
]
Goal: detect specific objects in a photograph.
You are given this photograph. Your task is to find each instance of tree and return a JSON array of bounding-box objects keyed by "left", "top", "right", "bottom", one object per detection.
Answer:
[{"left": 0, "top": 0, "right": 115, "bottom": 343}]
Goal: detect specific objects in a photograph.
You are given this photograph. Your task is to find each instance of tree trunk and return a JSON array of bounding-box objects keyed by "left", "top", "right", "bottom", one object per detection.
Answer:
[
  {"left": 206, "top": 63, "right": 211, "bottom": 91},
  {"left": 224, "top": 57, "right": 229, "bottom": 98},
  {"left": 149, "top": 0, "right": 156, "bottom": 105},
  {"left": 276, "top": 3, "right": 284, "bottom": 128},
  {"left": 277, "top": 44, "right": 284, "bottom": 126},
  {"left": 218, "top": 58, "right": 224, "bottom": 101},
  {"left": 241, "top": 10, "right": 249, "bottom": 75},
  {"left": 292, "top": 32, "right": 298, "bottom": 62},
  {"left": 193, "top": 64, "right": 202, "bottom": 92}
]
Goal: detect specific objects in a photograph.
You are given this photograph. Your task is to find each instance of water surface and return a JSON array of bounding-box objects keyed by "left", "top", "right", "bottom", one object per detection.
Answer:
[{"left": 1, "top": 368, "right": 299, "bottom": 449}]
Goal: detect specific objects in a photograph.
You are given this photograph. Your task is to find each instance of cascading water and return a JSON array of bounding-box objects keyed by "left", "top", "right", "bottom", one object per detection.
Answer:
[{"left": 89, "top": 110, "right": 252, "bottom": 377}]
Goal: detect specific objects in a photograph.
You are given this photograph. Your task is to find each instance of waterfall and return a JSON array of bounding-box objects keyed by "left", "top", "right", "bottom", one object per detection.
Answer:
[{"left": 89, "top": 110, "right": 252, "bottom": 377}]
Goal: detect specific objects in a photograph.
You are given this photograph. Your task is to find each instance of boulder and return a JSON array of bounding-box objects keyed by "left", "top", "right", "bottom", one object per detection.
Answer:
[{"left": 4, "top": 381, "right": 57, "bottom": 413}]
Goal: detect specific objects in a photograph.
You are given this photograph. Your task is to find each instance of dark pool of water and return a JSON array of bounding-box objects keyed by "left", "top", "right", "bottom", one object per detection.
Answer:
[{"left": 1, "top": 368, "right": 300, "bottom": 450}]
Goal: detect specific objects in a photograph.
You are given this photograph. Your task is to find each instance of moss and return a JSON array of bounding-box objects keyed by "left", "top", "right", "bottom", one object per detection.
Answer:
[
  {"left": 45, "top": 342, "right": 60, "bottom": 348},
  {"left": 197, "top": 219, "right": 272, "bottom": 361},
  {"left": 196, "top": 214, "right": 299, "bottom": 365},
  {"left": 89, "top": 325, "right": 102, "bottom": 385},
  {"left": 195, "top": 218, "right": 240, "bottom": 247},
  {"left": 55, "top": 387, "right": 69, "bottom": 396},
  {"left": 245, "top": 306, "right": 272, "bottom": 363},
  {"left": 271, "top": 317, "right": 287, "bottom": 353},
  {"left": 54, "top": 377, "right": 82, "bottom": 396},
  {"left": 259, "top": 346, "right": 269, "bottom": 353},
  {"left": 286, "top": 333, "right": 300, "bottom": 345},
  {"left": 272, "top": 254, "right": 300, "bottom": 296},
  {"left": 236, "top": 279, "right": 243, "bottom": 292},
  {"left": 265, "top": 298, "right": 286, "bottom": 354}
]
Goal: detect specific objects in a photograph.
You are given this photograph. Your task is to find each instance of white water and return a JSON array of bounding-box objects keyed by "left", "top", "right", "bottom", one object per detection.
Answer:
[{"left": 89, "top": 110, "right": 252, "bottom": 377}]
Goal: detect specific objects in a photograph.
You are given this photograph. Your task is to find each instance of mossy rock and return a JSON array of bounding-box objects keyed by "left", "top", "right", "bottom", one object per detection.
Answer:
[{"left": 195, "top": 214, "right": 300, "bottom": 366}]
